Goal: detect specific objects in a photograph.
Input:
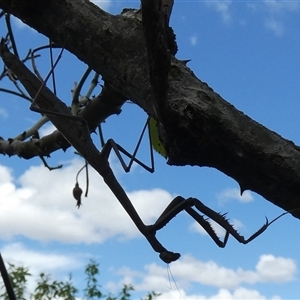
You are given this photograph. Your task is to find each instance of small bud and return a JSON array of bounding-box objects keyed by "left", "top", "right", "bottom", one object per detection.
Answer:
[{"left": 73, "top": 182, "right": 83, "bottom": 208}]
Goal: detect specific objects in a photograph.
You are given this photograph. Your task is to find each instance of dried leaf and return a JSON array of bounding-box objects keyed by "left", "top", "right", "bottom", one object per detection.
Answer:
[{"left": 73, "top": 182, "right": 83, "bottom": 208}]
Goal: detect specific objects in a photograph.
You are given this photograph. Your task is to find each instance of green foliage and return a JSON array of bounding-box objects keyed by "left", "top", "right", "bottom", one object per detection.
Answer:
[
  {"left": 83, "top": 259, "right": 103, "bottom": 299},
  {"left": 106, "top": 284, "right": 134, "bottom": 300},
  {"left": 0, "top": 260, "right": 159, "bottom": 300},
  {"left": 32, "top": 273, "right": 77, "bottom": 300},
  {"left": 142, "top": 291, "right": 161, "bottom": 300},
  {"left": 0, "top": 263, "right": 30, "bottom": 300}
]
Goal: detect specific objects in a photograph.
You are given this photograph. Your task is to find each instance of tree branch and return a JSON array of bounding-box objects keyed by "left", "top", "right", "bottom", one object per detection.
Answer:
[
  {"left": 0, "top": 83, "right": 126, "bottom": 159},
  {"left": 141, "top": 0, "right": 176, "bottom": 119},
  {"left": 0, "top": 0, "right": 300, "bottom": 218}
]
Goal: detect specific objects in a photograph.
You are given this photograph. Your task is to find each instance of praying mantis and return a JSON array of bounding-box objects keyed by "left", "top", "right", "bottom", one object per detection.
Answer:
[{"left": 0, "top": 40, "right": 289, "bottom": 267}]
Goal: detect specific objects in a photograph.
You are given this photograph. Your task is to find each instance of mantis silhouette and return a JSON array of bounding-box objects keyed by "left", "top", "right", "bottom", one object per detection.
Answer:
[{"left": 0, "top": 40, "right": 289, "bottom": 266}]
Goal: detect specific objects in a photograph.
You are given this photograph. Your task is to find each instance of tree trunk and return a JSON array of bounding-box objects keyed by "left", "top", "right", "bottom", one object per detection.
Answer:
[{"left": 0, "top": 0, "right": 300, "bottom": 219}]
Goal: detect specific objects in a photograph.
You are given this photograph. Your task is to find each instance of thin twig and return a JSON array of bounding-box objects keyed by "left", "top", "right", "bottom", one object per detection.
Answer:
[
  {"left": 39, "top": 155, "right": 63, "bottom": 170},
  {"left": 98, "top": 124, "right": 105, "bottom": 148},
  {"left": 30, "top": 48, "right": 43, "bottom": 81},
  {"left": 31, "top": 48, "right": 64, "bottom": 107},
  {"left": 71, "top": 66, "right": 92, "bottom": 115},
  {"left": 30, "top": 43, "right": 62, "bottom": 81},
  {"left": 7, "top": 72, "right": 31, "bottom": 100},
  {"left": 0, "top": 88, "right": 32, "bottom": 102},
  {"left": 13, "top": 115, "right": 49, "bottom": 141},
  {"left": 85, "top": 72, "right": 99, "bottom": 99},
  {"left": 5, "top": 13, "right": 19, "bottom": 58},
  {"left": 84, "top": 160, "right": 89, "bottom": 197},
  {"left": 49, "top": 39, "right": 57, "bottom": 95}
]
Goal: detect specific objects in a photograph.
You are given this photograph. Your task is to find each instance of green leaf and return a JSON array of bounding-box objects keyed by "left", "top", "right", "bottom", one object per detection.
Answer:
[{"left": 148, "top": 117, "right": 167, "bottom": 159}]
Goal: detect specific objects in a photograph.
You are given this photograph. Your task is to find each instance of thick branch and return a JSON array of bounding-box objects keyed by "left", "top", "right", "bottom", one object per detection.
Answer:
[
  {"left": 1, "top": 0, "right": 300, "bottom": 218},
  {"left": 141, "top": 0, "right": 175, "bottom": 118}
]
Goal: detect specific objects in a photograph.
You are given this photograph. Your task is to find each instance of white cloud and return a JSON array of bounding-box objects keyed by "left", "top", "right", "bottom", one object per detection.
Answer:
[
  {"left": 0, "top": 160, "right": 173, "bottom": 244},
  {"left": 11, "top": 15, "right": 29, "bottom": 29},
  {"left": 157, "top": 287, "right": 268, "bottom": 300},
  {"left": 0, "top": 164, "right": 14, "bottom": 185},
  {"left": 1, "top": 244, "right": 293, "bottom": 300},
  {"left": 247, "top": 1, "right": 299, "bottom": 36},
  {"left": 264, "top": 18, "right": 284, "bottom": 36},
  {"left": 0, "top": 108, "right": 8, "bottom": 119},
  {"left": 39, "top": 122, "right": 56, "bottom": 137},
  {"left": 0, "top": 243, "right": 83, "bottom": 295},
  {"left": 167, "top": 255, "right": 256, "bottom": 289},
  {"left": 1, "top": 243, "right": 81, "bottom": 274},
  {"left": 217, "top": 187, "right": 254, "bottom": 205},
  {"left": 261, "top": 1, "right": 299, "bottom": 36},
  {"left": 190, "top": 35, "right": 198, "bottom": 46},
  {"left": 264, "top": 0, "right": 300, "bottom": 14},
  {"left": 209, "top": 287, "right": 267, "bottom": 299},
  {"left": 256, "top": 254, "right": 297, "bottom": 283},
  {"left": 90, "top": 0, "right": 111, "bottom": 10},
  {"left": 108, "top": 254, "right": 295, "bottom": 299},
  {"left": 10, "top": 15, "right": 38, "bottom": 33},
  {"left": 205, "top": 0, "right": 232, "bottom": 23}
]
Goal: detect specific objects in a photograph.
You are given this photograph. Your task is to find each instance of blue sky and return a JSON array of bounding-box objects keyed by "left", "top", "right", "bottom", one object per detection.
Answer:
[{"left": 0, "top": 1, "right": 300, "bottom": 299}]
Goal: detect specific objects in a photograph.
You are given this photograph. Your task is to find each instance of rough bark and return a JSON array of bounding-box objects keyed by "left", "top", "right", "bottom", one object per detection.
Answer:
[{"left": 0, "top": 0, "right": 300, "bottom": 219}]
